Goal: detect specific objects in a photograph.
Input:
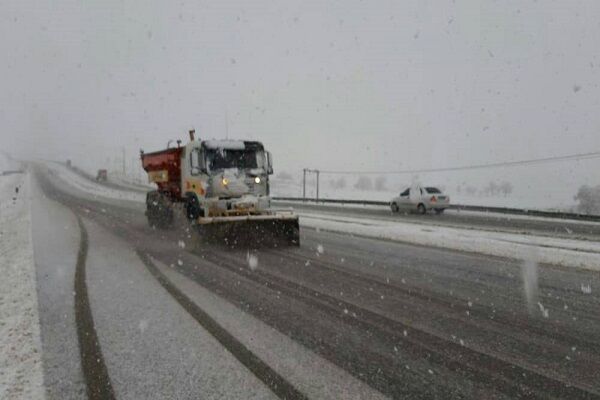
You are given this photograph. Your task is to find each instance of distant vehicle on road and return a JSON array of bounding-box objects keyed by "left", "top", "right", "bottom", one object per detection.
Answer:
[
  {"left": 96, "top": 169, "right": 108, "bottom": 182},
  {"left": 390, "top": 186, "right": 450, "bottom": 214}
]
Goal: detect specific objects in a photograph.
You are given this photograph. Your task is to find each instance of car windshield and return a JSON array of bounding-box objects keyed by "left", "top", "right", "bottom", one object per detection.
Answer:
[{"left": 206, "top": 149, "right": 261, "bottom": 171}]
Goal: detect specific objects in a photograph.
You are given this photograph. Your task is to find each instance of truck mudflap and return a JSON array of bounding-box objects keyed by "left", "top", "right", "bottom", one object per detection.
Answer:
[{"left": 194, "top": 211, "right": 300, "bottom": 247}]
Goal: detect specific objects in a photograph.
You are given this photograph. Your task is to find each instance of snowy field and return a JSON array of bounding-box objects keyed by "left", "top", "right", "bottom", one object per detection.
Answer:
[
  {"left": 270, "top": 178, "right": 579, "bottom": 212},
  {"left": 0, "top": 161, "right": 45, "bottom": 399}
]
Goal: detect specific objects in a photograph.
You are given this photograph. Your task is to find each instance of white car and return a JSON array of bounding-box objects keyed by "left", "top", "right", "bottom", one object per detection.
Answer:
[{"left": 390, "top": 186, "right": 450, "bottom": 214}]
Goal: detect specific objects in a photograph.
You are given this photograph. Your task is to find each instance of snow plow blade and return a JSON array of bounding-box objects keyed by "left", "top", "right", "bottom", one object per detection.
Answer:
[{"left": 194, "top": 213, "right": 300, "bottom": 247}]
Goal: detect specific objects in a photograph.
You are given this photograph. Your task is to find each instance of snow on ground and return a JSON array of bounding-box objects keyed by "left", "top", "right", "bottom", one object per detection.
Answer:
[
  {"left": 299, "top": 212, "right": 600, "bottom": 271},
  {"left": 46, "top": 162, "right": 145, "bottom": 203},
  {"left": 271, "top": 179, "right": 577, "bottom": 212},
  {"left": 157, "top": 257, "right": 389, "bottom": 400},
  {"left": 275, "top": 199, "right": 600, "bottom": 227},
  {"left": 108, "top": 173, "right": 153, "bottom": 191},
  {"left": 0, "top": 168, "right": 46, "bottom": 399}
]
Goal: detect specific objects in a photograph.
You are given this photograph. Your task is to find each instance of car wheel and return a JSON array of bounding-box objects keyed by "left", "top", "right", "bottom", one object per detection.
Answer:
[
  {"left": 417, "top": 203, "right": 427, "bottom": 215},
  {"left": 390, "top": 203, "right": 399, "bottom": 213},
  {"left": 434, "top": 208, "right": 444, "bottom": 214}
]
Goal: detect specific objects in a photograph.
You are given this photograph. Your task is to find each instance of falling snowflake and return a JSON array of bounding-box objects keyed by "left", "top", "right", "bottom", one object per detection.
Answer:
[
  {"left": 316, "top": 244, "right": 324, "bottom": 254},
  {"left": 246, "top": 252, "right": 258, "bottom": 270},
  {"left": 537, "top": 302, "right": 549, "bottom": 318},
  {"left": 581, "top": 283, "right": 592, "bottom": 294},
  {"left": 139, "top": 319, "right": 149, "bottom": 333},
  {"left": 178, "top": 240, "right": 186, "bottom": 249},
  {"left": 177, "top": 259, "right": 183, "bottom": 266}
]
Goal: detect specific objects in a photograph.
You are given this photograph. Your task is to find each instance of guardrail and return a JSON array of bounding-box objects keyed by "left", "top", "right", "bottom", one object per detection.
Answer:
[{"left": 272, "top": 196, "right": 600, "bottom": 223}]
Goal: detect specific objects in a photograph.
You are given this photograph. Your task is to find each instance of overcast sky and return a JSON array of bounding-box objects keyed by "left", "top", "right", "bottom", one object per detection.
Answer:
[{"left": 1, "top": 1, "right": 599, "bottom": 203}]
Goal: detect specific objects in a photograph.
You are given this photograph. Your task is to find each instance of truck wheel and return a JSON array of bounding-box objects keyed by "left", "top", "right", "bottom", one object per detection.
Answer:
[
  {"left": 435, "top": 208, "right": 445, "bottom": 214},
  {"left": 417, "top": 203, "right": 427, "bottom": 215},
  {"left": 186, "top": 196, "right": 202, "bottom": 221},
  {"left": 390, "top": 203, "right": 399, "bottom": 213},
  {"left": 288, "top": 222, "right": 301, "bottom": 246},
  {"left": 146, "top": 191, "right": 174, "bottom": 229}
]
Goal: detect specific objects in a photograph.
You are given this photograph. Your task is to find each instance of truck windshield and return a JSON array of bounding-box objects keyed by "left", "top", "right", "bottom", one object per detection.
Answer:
[{"left": 206, "top": 149, "right": 263, "bottom": 171}]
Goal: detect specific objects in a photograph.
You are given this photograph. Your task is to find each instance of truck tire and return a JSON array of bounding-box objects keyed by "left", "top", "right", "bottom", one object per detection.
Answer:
[
  {"left": 185, "top": 196, "right": 202, "bottom": 221},
  {"left": 417, "top": 203, "right": 427, "bottom": 215},
  {"left": 146, "top": 191, "right": 174, "bottom": 229},
  {"left": 287, "top": 221, "right": 301, "bottom": 246},
  {"left": 434, "top": 208, "right": 445, "bottom": 214},
  {"left": 390, "top": 203, "right": 399, "bottom": 213}
]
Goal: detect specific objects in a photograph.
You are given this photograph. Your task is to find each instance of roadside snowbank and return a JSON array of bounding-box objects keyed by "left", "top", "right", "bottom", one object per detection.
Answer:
[
  {"left": 46, "top": 162, "right": 145, "bottom": 203},
  {"left": 275, "top": 199, "right": 600, "bottom": 227},
  {"left": 0, "top": 170, "right": 45, "bottom": 399},
  {"left": 299, "top": 213, "right": 600, "bottom": 271}
]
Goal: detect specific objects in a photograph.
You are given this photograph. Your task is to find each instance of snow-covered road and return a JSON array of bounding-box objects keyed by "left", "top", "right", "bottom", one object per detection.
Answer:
[{"left": 33, "top": 164, "right": 600, "bottom": 398}]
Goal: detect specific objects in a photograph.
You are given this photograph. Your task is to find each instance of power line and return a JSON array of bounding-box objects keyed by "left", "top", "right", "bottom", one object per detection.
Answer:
[{"left": 317, "top": 151, "right": 600, "bottom": 175}]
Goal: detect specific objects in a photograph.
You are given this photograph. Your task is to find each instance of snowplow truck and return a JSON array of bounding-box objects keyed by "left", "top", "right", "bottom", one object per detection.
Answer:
[{"left": 140, "top": 130, "right": 300, "bottom": 246}]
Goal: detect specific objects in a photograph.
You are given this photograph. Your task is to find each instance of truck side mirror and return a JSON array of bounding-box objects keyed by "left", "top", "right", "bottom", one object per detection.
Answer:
[{"left": 266, "top": 152, "right": 274, "bottom": 175}]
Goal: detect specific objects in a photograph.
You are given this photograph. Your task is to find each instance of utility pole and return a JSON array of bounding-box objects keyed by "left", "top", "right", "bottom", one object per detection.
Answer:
[
  {"left": 225, "top": 108, "right": 229, "bottom": 139},
  {"left": 316, "top": 169, "right": 320, "bottom": 202},
  {"left": 122, "top": 147, "right": 126, "bottom": 176},
  {"left": 303, "top": 169, "right": 306, "bottom": 201},
  {"left": 303, "top": 168, "right": 320, "bottom": 201}
]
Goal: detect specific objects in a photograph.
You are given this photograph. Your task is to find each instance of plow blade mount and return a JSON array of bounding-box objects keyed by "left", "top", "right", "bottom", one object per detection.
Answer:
[{"left": 194, "top": 215, "right": 300, "bottom": 247}]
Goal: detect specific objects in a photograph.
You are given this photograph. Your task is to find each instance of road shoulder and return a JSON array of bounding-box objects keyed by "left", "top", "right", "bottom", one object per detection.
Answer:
[{"left": 0, "top": 172, "right": 46, "bottom": 400}]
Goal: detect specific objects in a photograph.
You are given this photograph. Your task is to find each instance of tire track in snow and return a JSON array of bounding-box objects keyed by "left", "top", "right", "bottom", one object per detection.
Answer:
[
  {"left": 135, "top": 250, "right": 308, "bottom": 400},
  {"left": 73, "top": 216, "right": 116, "bottom": 400}
]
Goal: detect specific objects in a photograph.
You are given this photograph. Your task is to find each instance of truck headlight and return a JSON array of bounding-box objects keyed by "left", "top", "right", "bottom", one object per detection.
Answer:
[
  {"left": 222, "top": 178, "right": 229, "bottom": 186},
  {"left": 254, "top": 176, "right": 261, "bottom": 184}
]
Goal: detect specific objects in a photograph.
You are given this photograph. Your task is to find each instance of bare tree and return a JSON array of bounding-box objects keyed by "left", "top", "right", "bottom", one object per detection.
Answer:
[
  {"left": 499, "top": 181, "right": 513, "bottom": 197},
  {"left": 483, "top": 181, "right": 500, "bottom": 196},
  {"left": 329, "top": 177, "right": 347, "bottom": 189},
  {"left": 374, "top": 176, "right": 387, "bottom": 191},
  {"left": 354, "top": 176, "right": 373, "bottom": 191},
  {"left": 575, "top": 185, "right": 600, "bottom": 214}
]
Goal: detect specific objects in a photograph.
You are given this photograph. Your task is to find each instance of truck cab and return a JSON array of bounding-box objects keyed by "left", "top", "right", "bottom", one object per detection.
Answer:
[{"left": 182, "top": 139, "right": 274, "bottom": 219}]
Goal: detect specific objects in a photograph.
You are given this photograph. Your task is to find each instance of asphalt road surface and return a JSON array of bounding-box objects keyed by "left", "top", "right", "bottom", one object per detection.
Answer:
[{"left": 33, "top": 166, "right": 600, "bottom": 399}]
